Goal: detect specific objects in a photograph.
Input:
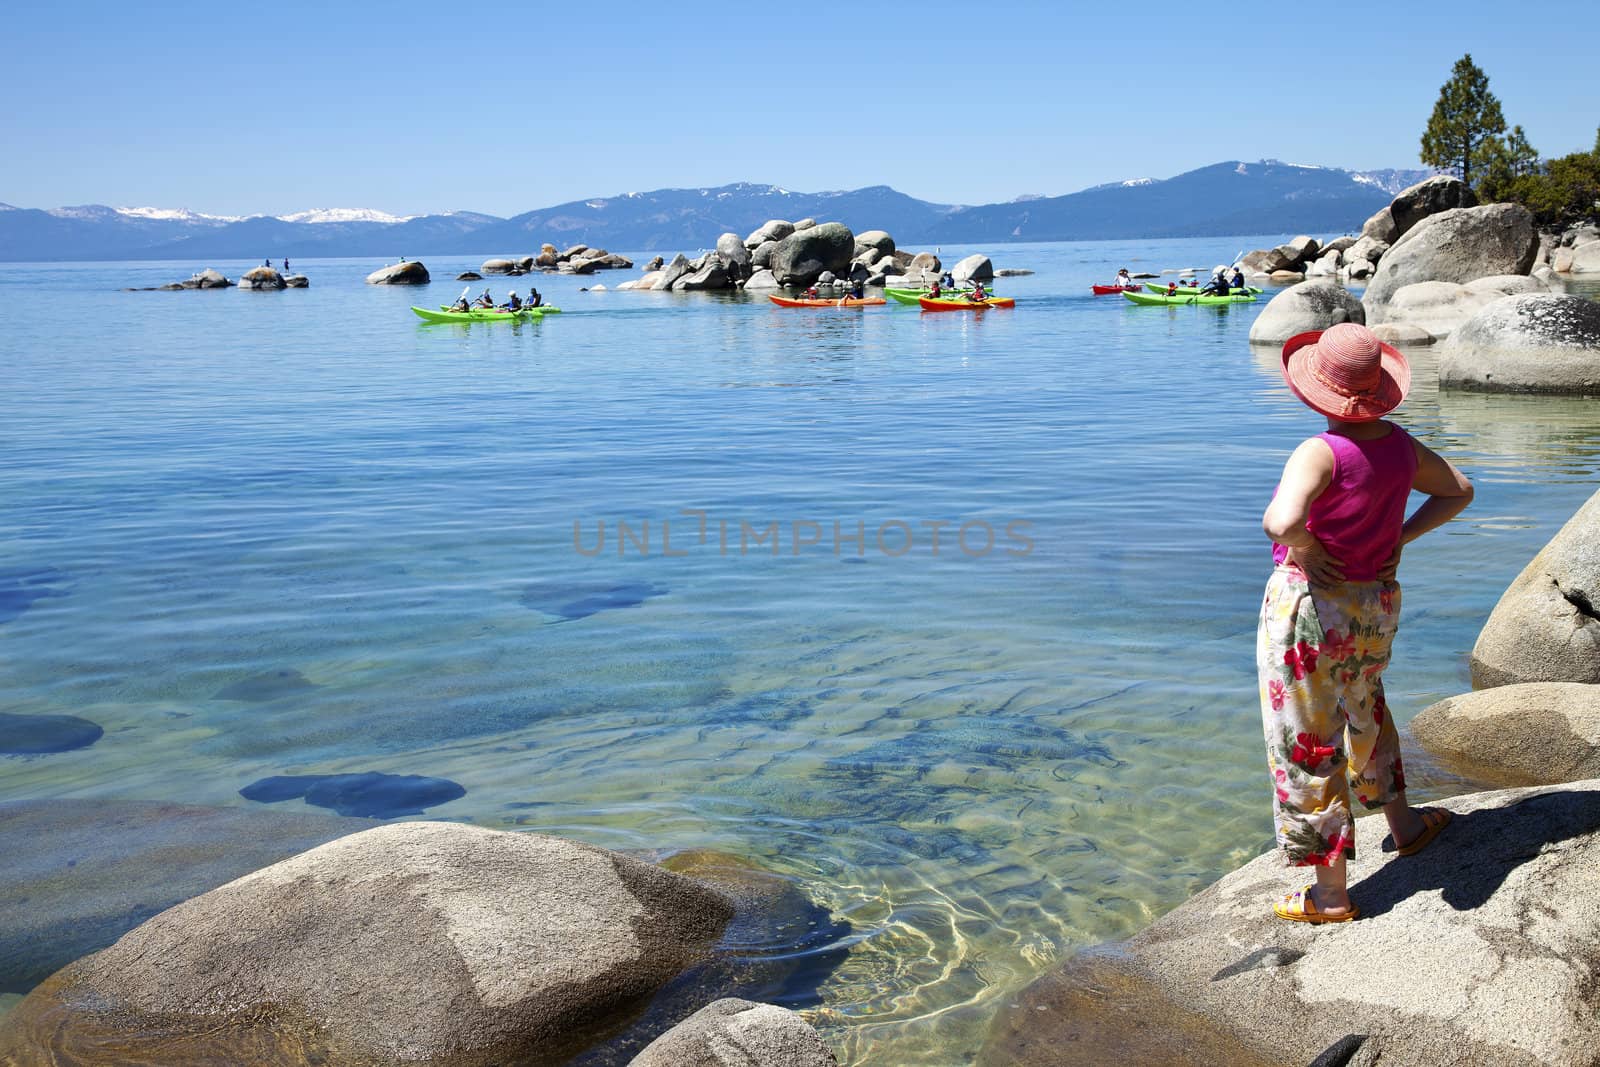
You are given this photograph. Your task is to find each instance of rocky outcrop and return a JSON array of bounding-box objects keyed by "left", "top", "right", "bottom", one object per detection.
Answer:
[
  {"left": 978, "top": 779, "right": 1600, "bottom": 1067},
  {"left": 237, "top": 266, "right": 286, "bottom": 290},
  {"left": 0, "top": 823, "right": 734, "bottom": 1067},
  {"left": 771, "top": 222, "right": 854, "bottom": 287},
  {"left": 1569, "top": 241, "right": 1600, "bottom": 274},
  {"left": 456, "top": 271, "right": 483, "bottom": 281},
  {"left": 1246, "top": 280, "right": 1365, "bottom": 344},
  {"left": 282, "top": 274, "right": 308, "bottom": 288},
  {"left": 853, "top": 230, "right": 894, "bottom": 260},
  {"left": 160, "top": 267, "right": 231, "bottom": 290},
  {"left": 1381, "top": 275, "right": 1547, "bottom": 341},
  {"left": 743, "top": 268, "right": 779, "bottom": 290},
  {"left": 616, "top": 271, "right": 663, "bottom": 291},
  {"left": 1439, "top": 294, "right": 1600, "bottom": 394},
  {"left": 1363, "top": 203, "right": 1538, "bottom": 323},
  {"left": 793, "top": 218, "right": 815, "bottom": 231},
  {"left": 1389, "top": 174, "right": 1476, "bottom": 236},
  {"left": 1413, "top": 684, "right": 1600, "bottom": 787},
  {"left": 1471, "top": 487, "right": 1600, "bottom": 688},
  {"left": 908, "top": 251, "right": 940, "bottom": 276},
  {"left": 365, "top": 261, "right": 430, "bottom": 285},
  {"left": 1361, "top": 204, "right": 1399, "bottom": 245},
  {"left": 951, "top": 253, "right": 995, "bottom": 283},
  {"left": 482, "top": 258, "right": 516, "bottom": 274},
  {"left": 0, "top": 800, "right": 368, "bottom": 994},
  {"left": 645, "top": 255, "right": 664, "bottom": 271},
  {"left": 1369, "top": 322, "right": 1435, "bottom": 346},
  {"left": 629, "top": 999, "right": 838, "bottom": 1067}
]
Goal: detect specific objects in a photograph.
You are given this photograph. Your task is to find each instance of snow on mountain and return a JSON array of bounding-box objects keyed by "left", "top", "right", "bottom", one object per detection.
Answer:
[
  {"left": 1120, "top": 178, "right": 1155, "bottom": 187},
  {"left": 116, "top": 206, "right": 245, "bottom": 224},
  {"left": 275, "top": 207, "right": 416, "bottom": 224}
]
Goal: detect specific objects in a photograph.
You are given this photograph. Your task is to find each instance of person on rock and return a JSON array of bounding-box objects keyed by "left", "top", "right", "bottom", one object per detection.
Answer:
[{"left": 1259, "top": 322, "right": 1473, "bottom": 923}]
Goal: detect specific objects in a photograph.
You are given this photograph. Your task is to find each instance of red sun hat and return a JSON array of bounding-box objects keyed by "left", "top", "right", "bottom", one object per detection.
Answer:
[{"left": 1281, "top": 323, "right": 1411, "bottom": 422}]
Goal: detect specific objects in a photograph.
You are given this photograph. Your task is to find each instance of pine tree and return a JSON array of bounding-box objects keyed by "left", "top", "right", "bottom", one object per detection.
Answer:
[{"left": 1420, "top": 54, "right": 1507, "bottom": 189}]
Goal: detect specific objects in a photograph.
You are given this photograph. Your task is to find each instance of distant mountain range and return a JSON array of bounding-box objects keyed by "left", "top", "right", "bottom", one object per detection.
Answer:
[{"left": 0, "top": 162, "right": 1436, "bottom": 262}]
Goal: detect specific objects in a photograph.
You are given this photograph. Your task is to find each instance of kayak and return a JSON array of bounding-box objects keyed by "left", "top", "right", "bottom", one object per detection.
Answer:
[
  {"left": 412, "top": 306, "right": 541, "bottom": 323},
  {"left": 1144, "top": 284, "right": 1262, "bottom": 296},
  {"left": 885, "top": 286, "right": 981, "bottom": 304},
  {"left": 1122, "top": 290, "right": 1257, "bottom": 307},
  {"left": 919, "top": 296, "right": 1015, "bottom": 311},
  {"left": 438, "top": 304, "right": 561, "bottom": 314},
  {"left": 769, "top": 295, "right": 887, "bottom": 307},
  {"left": 1091, "top": 284, "right": 1141, "bottom": 295}
]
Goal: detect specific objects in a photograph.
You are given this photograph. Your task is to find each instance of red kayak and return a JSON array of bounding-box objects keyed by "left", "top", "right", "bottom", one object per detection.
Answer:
[
  {"left": 1091, "top": 284, "right": 1140, "bottom": 295},
  {"left": 769, "top": 295, "right": 886, "bottom": 308}
]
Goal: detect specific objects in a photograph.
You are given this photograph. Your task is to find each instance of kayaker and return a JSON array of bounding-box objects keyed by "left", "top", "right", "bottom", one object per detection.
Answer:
[
  {"left": 527, "top": 286, "right": 542, "bottom": 308},
  {"left": 1259, "top": 323, "right": 1472, "bottom": 923},
  {"left": 1200, "top": 267, "right": 1231, "bottom": 297},
  {"left": 473, "top": 288, "right": 494, "bottom": 309},
  {"left": 1115, "top": 268, "right": 1134, "bottom": 289},
  {"left": 505, "top": 291, "right": 523, "bottom": 311},
  {"left": 1165, "top": 282, "right": 1179, "bottom": 296},
  {"left": 929, "top": 280, "right": 942, "bottom": 298},
  {"left": 449, "top": 295, "right": 471, "bottom": 312},
  {"left": 969, "top": 280, "right": 988, "bottom": 302},
  {"left": 850, "top": 278, "right": 866, "bottom": 300},
  {"left": 939, "top": 271, "right": 955, "bottom": 289},
  {"left": 1230, "top": 266, "right": 1246, "bottom": 291}
]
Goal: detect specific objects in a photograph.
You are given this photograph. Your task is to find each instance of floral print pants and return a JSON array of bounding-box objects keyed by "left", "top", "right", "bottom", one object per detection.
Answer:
[{"left": 1258, "top": 565, "right": 1405, "bottom": 866}]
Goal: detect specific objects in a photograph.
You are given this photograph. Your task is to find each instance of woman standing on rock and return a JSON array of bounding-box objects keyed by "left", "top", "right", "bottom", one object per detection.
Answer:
[{"left": 1259, "top": 323, "right": 1474, "bottom": 923}]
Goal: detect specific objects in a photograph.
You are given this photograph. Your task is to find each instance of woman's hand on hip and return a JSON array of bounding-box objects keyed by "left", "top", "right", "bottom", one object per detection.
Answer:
[{"left": 1287, "top": 538, "right": 1345, "bottom": 586}]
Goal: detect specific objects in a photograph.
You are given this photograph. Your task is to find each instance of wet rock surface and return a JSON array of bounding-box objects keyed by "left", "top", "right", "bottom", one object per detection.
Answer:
[{"left": 1413, "top": 683, "right": 1600, "bottom": 787}]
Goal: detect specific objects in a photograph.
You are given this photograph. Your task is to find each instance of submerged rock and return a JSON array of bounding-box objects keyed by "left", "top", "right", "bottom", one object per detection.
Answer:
[
  {"left": 213, "top": 667, "right": 317, "bottom": 702},
  {"left": 239, "top": 771, "right": 467, "bottom": 818},
  {"left": 1471, "top": 486, "right": 1600, "bottom": 687},
  {"left": 629, "top": 999, "right": 837, "bottom": 1067},
  {"left": 521, "top": 579, "right": 668, "bottom": 620},
  {"left": 1413, "top": 683, "right": 1600, "bottom": 787},
  {"left": 0, "top": 712, "right": 102, "bottom": 754},
  {"left": 0, "top": 566, "right": 69, "bottom": 624},
  {"left": 978, "top": 779, "right": 1600, "bottom": 1067},
  {"left": 0, "top": 823, "right": 735, "bottom": 1067},
  {"left": 0, "top": 799, "right": 368, "bottom": 994}
]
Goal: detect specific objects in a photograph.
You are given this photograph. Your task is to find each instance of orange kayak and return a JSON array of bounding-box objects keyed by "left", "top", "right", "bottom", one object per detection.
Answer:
[
  {"left": 768, "top": 295, "right": 887, "bottom": 308},
  {"left": 918, "top": 296, "right": 1015, "bottom": 311}
]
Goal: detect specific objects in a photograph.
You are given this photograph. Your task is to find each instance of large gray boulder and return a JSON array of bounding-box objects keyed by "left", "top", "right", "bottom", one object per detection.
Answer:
[
  {"left": 482, "top": 258, "right": 516, "bottom": 274},
  {"left": 715, "top": 232, "right": 752, "bottom": 280},
  {"left": 652, "top": 253, "right": 693, "bottom": 291},
  {"left": 1413, "top": 684, "right": 1600, "bottom": 787},
  {"left": 0, "top": 800, "right": 368, "bottom": 994},
  {"left": 907, "top": 251, "right": 941, "bottom": 275},
  {"left": 1246, "top": 280, "right": 1365, "bottom": 344},
  {"left": 1440, "top": 294, "right": 1600, "bottom": 394},
  {"left": 1361, "top": 204, "right": 1399, "bottom": 245},
  {"left": 853, "top": 230, "right": 895, "bottom": 260},
  {"left": 770, "top": 222, "right": 855, "bottom": 287},
  {"left": 1389, "top": 174, "right": 1476, "bottom": 237},
  {"left": 1346, "top": 233, "right": 1390, "bottom": 267},
  {"left": 1472, "top": 487, "right": 1600, "bottom": 688},
  {"left": 978, "top": 779, "right": 1600, "bottom": 1067},
  {"left": 674, "top": 256, "right": 731, "bottom": 291},
  {"left": 950, "top": 253, "right": 994, "bottom": 283},
  {"left": 1570, "top": 242, "right": 1600, "bottom": 274},
  {"left": 0, "top": 823, "right": 734, "bottom": 1066},
  {"left": 171, "top": 268, "right": 230, "bottom": 289},
  {"left": 629, "top": 999, "right": 838, "bottom": 1067},
  {"left": 237, "top": 265, "right": 286, "bottom": 290},
  {"left": 744, "top": 219, "right": 794, "bottom": 248},
  {"left": 742, "top": 268, "right": 779, "bottom": 290},
  {"left": 1363, "top": 203, "right": 1538, "bottom": 323},
  {"left": 365, "top": 261, "right": 430, "bottom": 285},
  {"left": 1383, "top": 275, "right": 1547, "bottom": 340}
]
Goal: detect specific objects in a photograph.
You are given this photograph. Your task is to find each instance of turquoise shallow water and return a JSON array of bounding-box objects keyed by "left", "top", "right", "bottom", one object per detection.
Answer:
[{"left": 2, "top": 243, "right": 1597, "bottom": 1063}]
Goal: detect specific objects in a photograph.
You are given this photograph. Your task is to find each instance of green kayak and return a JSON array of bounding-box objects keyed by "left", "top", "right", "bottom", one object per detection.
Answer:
[
  {"left": 1144, "top": 283, "right": 1262, "bottom": 296},
  {"left": 1122, "top": 290, "right": 1257, "bottom": 307},
  {"left": 412, "top": 306, "right": 543, "bottom": 324}
]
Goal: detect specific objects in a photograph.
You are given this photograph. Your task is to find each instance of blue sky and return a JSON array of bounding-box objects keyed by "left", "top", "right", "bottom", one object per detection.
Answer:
[{"left": 4, "top": 0, "right": 1594, "bottom": 216}]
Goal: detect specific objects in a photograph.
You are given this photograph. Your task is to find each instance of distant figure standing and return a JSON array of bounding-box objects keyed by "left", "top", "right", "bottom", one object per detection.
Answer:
[
  {"left": 283, "top": 257, "right": 290, "bottom": 272},
  {"left": 1259, "top": 323, "right": 1472, "bottom": 923},
  {"left": 263, "top": 258, "right": 271, "bottom": 267}
]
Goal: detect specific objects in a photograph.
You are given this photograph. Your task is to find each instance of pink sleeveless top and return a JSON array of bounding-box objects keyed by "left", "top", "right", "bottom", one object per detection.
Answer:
[{"left": 1272, "top": 423, "right": 1418, "bottom": 581}]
